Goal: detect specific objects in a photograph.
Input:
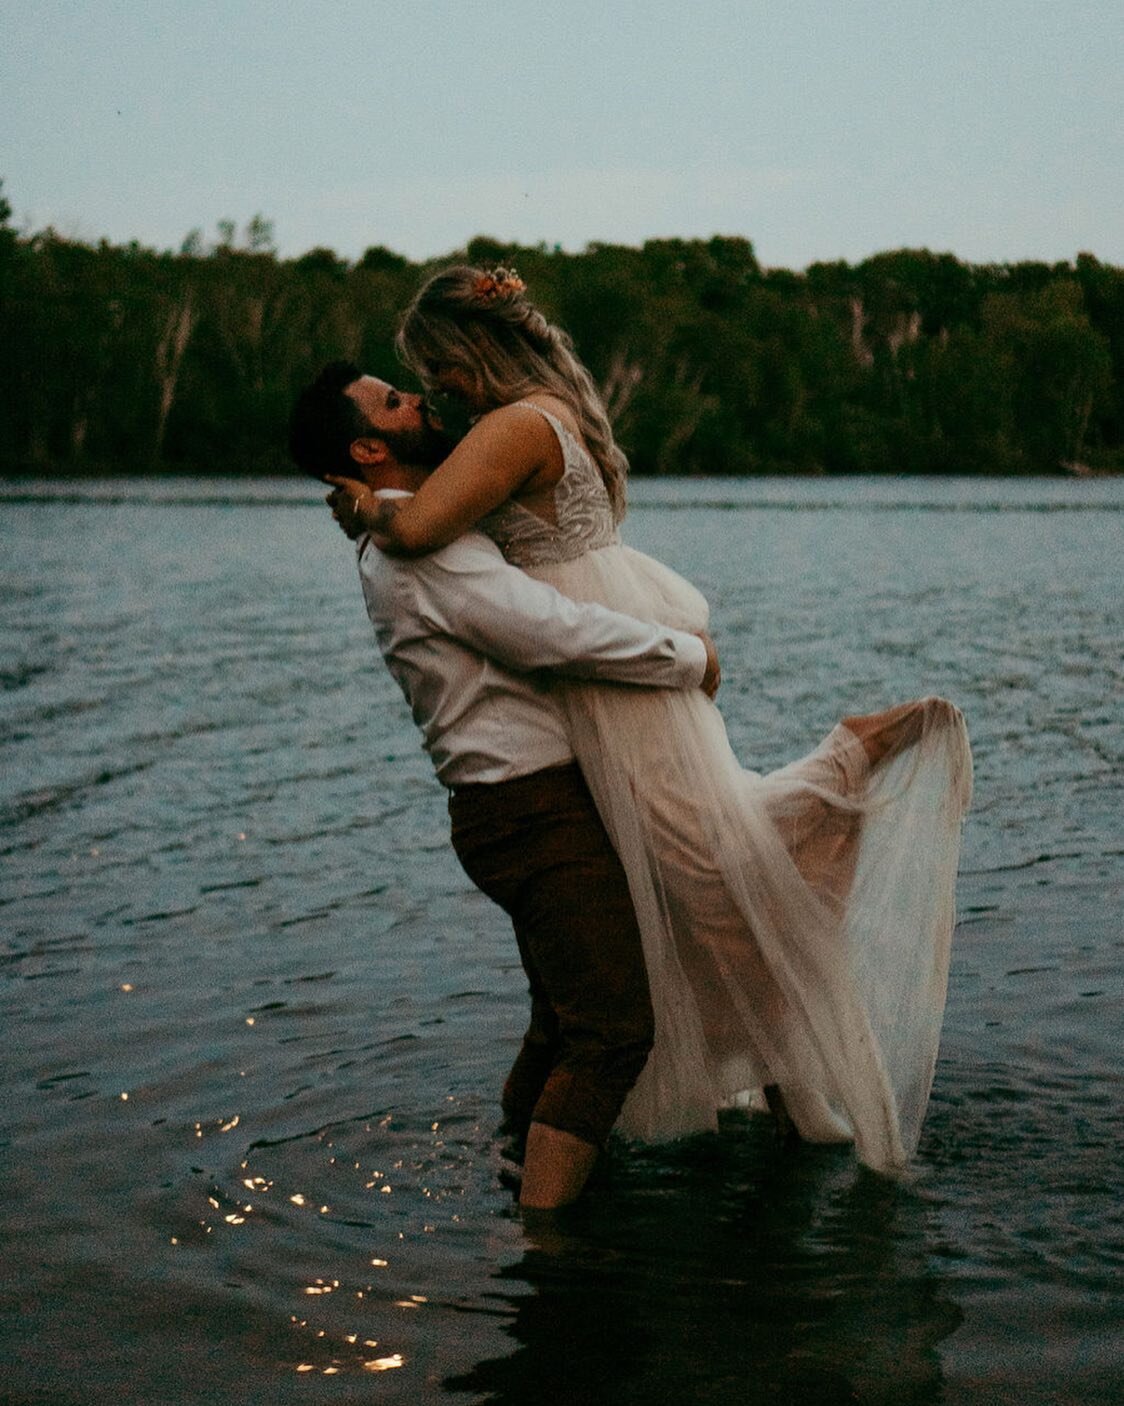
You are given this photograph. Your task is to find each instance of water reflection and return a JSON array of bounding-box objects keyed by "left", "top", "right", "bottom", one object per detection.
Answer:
[{"left": 448, "top": 1122, "right": 961, "bottom": 1405}]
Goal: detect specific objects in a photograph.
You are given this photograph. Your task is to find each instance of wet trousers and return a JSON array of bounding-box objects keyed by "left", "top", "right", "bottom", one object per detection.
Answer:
[{"left": 448, "top": 762, "right": 654, "bottom": 1147}]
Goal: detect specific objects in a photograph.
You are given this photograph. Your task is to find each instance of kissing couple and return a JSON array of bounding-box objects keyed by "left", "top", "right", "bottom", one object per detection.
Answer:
[{"left": 289, "top": 264, "right": 972, "bottom": 1210}]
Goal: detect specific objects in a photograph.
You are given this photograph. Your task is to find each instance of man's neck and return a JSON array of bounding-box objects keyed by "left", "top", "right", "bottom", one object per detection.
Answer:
[{"left": 366, "top": 462, "right": 428, "bottom": 494}]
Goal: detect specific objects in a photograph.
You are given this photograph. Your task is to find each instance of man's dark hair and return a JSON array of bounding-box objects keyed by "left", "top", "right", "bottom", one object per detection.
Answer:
[{"left": 288, "top": 360, "right": 371, "bottom": 478}]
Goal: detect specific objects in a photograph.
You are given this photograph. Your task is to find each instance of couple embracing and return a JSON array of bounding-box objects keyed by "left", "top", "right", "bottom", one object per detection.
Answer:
[{"left": 288, "top": 265, "right": 972, "bottom": 1211}]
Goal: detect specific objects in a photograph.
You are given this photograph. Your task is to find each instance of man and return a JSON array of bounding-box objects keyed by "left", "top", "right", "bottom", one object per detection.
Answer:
[{"left": 289, "top": 362, "right": 719, "bottom": 1210}]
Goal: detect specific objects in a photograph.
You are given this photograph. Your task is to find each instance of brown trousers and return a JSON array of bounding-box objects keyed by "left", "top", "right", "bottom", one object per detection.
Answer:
[{"left": 448, "top": 762, "right": 654, "bottom": 1148}]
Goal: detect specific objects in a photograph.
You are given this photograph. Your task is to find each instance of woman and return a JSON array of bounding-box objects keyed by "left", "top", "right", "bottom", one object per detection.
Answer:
[{"left": 329, "top": 265, "right": 972, "bottom": 1174}]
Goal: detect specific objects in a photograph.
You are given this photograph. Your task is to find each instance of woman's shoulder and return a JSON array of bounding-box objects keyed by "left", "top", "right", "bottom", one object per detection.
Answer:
[
  {"left": 511, "top": 393, "right": 581, "bottom": 437},
  {"left": 499, "top": 397, "right": 595, "bottom": 469},
  {"left": 457, "top": 399, "right": 567, "bottom": 492},
  {"left": 462, "top": 400, "right": 556, "bottom": 457},
  {"left": 471, "top": 397, "right": 565, "bottom": 437},
  {"left": 470, "top": 396, "right": 582, "bottom": 471}
]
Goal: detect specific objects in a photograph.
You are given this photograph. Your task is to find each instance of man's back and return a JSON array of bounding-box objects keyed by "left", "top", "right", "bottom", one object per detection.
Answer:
[{"left": 358, "top": 528, "right": 576, "bottom": 786}]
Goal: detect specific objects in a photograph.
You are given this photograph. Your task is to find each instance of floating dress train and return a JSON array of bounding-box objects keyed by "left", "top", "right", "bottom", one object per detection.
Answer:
[{"left": 483, "top": 405, "right": 973, "bottom": 1173}]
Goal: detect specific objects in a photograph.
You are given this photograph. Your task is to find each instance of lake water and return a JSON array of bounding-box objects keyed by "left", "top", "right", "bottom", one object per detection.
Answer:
[{"left": 1, "top": 476, "right": 1120, "bottom": 1405}]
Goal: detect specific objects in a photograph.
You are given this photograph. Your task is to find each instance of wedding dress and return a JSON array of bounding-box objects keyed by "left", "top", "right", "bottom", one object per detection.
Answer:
[{"left": 482, "top": 404, "right": 973, "bottom": 1173}]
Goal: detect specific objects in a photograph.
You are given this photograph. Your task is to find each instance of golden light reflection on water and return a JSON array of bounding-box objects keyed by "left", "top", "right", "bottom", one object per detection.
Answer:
[
  {"left": 290, "top": 1305, "right": 407, "bottom": 1378},
  {"left": 291, "top": 1354, "right": 407, "bottom": 1375},
  {"left": 363, "top": 1355, "right": 405, "bottom": 1372},
  {"left": 194, "top": 1113, "right": 246, "bottom": 1140},
  {"left": 193, "top": 1101, "right": 460, "bottom": 1384}
]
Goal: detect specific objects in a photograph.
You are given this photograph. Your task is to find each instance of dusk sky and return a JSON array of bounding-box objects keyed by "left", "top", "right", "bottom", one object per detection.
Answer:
[{"left": 3, "top": 0, "right": 1121, "bottom": 268}]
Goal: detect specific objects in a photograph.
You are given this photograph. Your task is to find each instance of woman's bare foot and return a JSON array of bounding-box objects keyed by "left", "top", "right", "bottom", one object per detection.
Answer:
[{"left": 842, "top": 698, "right": 933, "bottom": 769}]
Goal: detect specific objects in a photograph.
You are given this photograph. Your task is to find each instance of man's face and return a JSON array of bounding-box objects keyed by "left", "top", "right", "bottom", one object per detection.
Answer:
[{"left": 344, "top": 375, "right": 452, "bottom": 468}]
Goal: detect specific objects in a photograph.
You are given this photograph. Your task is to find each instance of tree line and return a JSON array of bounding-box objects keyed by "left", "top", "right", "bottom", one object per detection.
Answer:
[{"left": 1, "top": 188, "right": 1121, "bottom": 477}]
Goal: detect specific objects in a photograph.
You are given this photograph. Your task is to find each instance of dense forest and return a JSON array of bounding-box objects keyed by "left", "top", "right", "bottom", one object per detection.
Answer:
[{"left": 1, "top": 184, "right": 1121, "bottom": 477}]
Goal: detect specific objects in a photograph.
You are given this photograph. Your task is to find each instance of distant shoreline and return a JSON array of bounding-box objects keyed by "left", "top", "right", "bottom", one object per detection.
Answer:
[{"left": 4, "top": 232, "right": 1122, "bottom": 479}]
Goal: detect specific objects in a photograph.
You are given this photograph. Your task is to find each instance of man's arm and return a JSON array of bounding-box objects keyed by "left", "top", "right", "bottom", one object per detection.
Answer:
[{"left": 366, "top": 535, "right": 718, "bottom": 695}]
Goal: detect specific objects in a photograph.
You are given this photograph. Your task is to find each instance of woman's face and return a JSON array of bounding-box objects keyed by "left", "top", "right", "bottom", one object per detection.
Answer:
[{"left": 428, "top": 362, "right": 487, "bottom": 413}]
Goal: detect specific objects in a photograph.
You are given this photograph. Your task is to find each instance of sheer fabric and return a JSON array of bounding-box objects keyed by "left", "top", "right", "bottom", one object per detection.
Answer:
[{"left": 486, "top": 404, "right": 972, "bottom": 1172}]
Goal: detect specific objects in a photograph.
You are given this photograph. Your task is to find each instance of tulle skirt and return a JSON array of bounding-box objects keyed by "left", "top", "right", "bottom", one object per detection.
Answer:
[{"left": 530, "top": 543, "right": 972, "bottom": 1173}]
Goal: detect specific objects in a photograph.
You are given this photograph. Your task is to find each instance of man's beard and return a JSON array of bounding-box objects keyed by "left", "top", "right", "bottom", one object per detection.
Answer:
[{"left": 379, "top": 408, "right": 457, "bottom": 468}]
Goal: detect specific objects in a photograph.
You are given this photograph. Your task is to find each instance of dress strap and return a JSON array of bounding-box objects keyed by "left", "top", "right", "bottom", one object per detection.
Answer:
[
  {"left": 511, "top": 399, "right": 579, "bottom": 453},
  {"left": 511, "top": 398, "right": 560, "bottom": 427}
]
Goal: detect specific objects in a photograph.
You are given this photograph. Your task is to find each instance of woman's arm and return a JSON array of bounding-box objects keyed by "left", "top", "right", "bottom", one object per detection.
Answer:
[{"left": 327, "top": 403, "right": 557, "bottom": 555}]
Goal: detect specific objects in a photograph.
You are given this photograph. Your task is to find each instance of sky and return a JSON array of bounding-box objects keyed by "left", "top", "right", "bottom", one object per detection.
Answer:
[{"left": 2, "top": 0, "right": 1122, "bottom": 270}]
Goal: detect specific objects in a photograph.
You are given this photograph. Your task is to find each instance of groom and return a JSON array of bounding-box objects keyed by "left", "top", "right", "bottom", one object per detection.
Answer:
[{"left": 289, "top": 362, "right": 718, "bottom": 1210}]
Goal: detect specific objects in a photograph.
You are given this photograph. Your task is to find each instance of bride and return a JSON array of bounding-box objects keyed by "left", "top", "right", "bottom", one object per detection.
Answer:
[{"left": 328, "top": 265, "right": 972, "bottom": 1176}]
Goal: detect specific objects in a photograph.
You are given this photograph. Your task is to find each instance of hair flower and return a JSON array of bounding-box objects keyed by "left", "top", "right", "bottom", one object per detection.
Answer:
[{"left": 473, "top": 266, "right": 526, "bottom": 303}]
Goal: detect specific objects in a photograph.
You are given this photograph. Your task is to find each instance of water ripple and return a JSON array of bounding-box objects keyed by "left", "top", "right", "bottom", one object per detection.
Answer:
[{"left": 0, "top": 479, "right": 1120, "bottom": 1405}]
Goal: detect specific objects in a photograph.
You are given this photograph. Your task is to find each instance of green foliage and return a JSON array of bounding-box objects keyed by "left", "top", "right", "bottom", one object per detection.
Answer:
[
  {"left": 357, "top": 245, "right": 408, "bottom": 274},
  {"left": 0, "top": 209, "right": 1120, "bottom": 476}
]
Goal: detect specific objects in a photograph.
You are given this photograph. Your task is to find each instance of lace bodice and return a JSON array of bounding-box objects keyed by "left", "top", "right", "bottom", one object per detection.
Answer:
[{"left": 479, "top": 402, "right": 620, "bottom": 567}]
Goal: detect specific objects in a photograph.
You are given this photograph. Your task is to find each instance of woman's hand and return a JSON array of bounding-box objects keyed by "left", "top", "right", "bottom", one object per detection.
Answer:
[
  {"left": 696, "top": 631, "right": 721, "bottom": 698},
  {"left": 357, "top": 404, "right": 553, "bottom": 554},
  {"left": 324, "top": 475, "right": 370, "bottom": 539},
  {"left": 323, "top": 475, "right": 399, "bottom": 546}
]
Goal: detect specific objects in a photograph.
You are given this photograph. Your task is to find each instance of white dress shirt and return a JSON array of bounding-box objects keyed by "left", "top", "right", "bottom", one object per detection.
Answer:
[{"left": 356, "top": 496, "right": 707, "bottom": 786}]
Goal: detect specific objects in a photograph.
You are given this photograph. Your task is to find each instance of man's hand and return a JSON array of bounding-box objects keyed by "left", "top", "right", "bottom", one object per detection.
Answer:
[{"left": 696, "top": 630, "right": 721, "bottom": 698}]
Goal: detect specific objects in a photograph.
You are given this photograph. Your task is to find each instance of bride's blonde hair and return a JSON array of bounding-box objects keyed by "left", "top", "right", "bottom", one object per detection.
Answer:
[{"left": 395, "top": 265, "right": 628, "bottom": 522}]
